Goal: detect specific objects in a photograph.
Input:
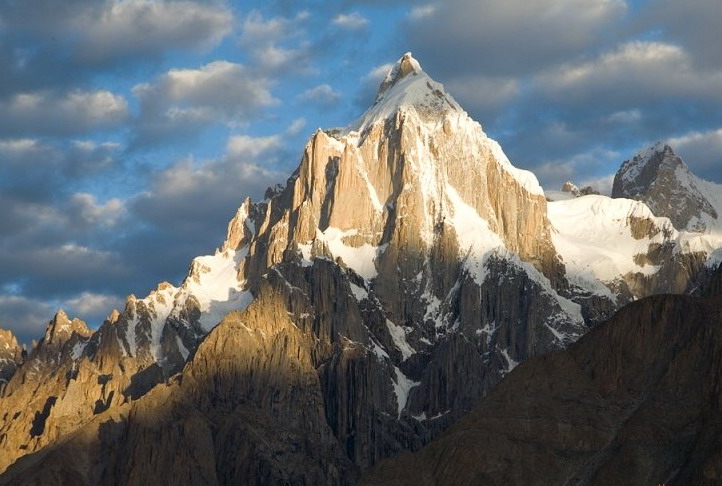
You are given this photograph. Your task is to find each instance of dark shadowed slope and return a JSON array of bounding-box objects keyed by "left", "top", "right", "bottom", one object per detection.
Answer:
[{"left": 362, "top": 266, "right": 722, "bottom": 486}]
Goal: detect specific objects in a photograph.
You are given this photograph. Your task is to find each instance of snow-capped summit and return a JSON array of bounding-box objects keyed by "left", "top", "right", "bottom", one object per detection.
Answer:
[
  {"left": 612, "top": 142, "right": 722, "bottom": 233},
  {"left": 349, "top": 52, "right": 461, "bottom": 132}
]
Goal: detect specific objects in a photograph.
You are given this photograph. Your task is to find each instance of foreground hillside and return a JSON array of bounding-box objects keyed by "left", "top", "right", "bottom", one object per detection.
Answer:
[{"left": 362, "top": 265, "right": 722, "bottom": 485}]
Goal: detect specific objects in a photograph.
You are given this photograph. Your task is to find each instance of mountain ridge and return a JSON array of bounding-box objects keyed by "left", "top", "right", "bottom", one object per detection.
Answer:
[{"left": 1, "top": 53, "right": 722, "bottom": 484}]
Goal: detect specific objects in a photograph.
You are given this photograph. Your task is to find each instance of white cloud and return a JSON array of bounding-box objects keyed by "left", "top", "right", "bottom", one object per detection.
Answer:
[
  {"left": 298, "top": 84, "right": 342, "bottom": 106},
  {"left": 239, "top": 10, "right": 313, "bottom": 74},
  {"left": 72, "top": 0, "right": 233, "bottom": 62},
  {"left": 364, "top": 63, "right": 394, "bottom": 84},
  {"left": 132, "top": 61, "right": 278, "bottom": 144},
  {"left": 332, "top": 12, "right": 369, "bottom": 30},
  {"left": 535, "top": 41, "right": 722, "bottom": 106},
  {"left": 408, "top": 5, "right": 438, "bottom": 21},
  {"left": 68, "top": 193, "right": 126, "bottom": 228},
  {"left": 578, "top": 173, "right": 616, "bottom": 195},
  {"left": 287, "top": 118, "right": 307, "bottom": 136},
  {"left": 240, "top": 10, "right": 309, "bottom": 45},
  {"left": 226, "top": 135, "right": 283, "bottom": 158},
  {"left": 0, "top": 89, "right": 128, "bottom": 136},
  {"left": 65, "top": 292, "right": 125, "bottom": 318}
]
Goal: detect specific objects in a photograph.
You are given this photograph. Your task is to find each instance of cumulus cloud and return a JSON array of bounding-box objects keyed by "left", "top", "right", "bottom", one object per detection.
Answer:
[
  {"left": 132, "top": 61, "right": 278, "bottom": 145},
  {"left": 2, "top": 0, "right": 232, "bottom": 64},
  {"left": 0, "top": 296, "right": 55, "bottom": 345},
  {"left": 239, "top": 10, "right": 314, "bottom": 74},
  {"left": 535, "top": 41, "right": 722, "bottom": 107},
  {"left": 354, "top": 62, "right": 394, "bottom": 108},
  {"left": 407, "top": 5, "right": 437, "bottom": 21},
  {"left": 641, "top": 0, "right": 722, "bottom": 68},
  {"left": 0, "top": 138, "right": 122, "bottom": 202},
  {"left": 0, "top": 243, "right": 128, "bottom": 299},
  {"left": 332, "top": 12, "right": 369, "bottom": 30},
  {"left": 65, "top": 292, "right": 125, "bottom": 320},
  {"left": 298, "top": 84, "right": 342, "bottom": 107},
  {"left": 67, "top": 193, "right": 127, "bottom": 228},
  {"left": 75, "top": 0, "right": 233, "bottom": 62},
  {"left": 406, "top": 0, "right": 627, "bottom": 77},
  {"left": 0, "top": 90, "right": 128, "bottom": 137},
  {"left": 669, "top": 128, "right": 722, "bottom": 181},
  {"left": 226, "top": 135, "right": 284, "bottom": 158},
  {"left": 129, "top": 127, "right": 294, "bottom": 272}
]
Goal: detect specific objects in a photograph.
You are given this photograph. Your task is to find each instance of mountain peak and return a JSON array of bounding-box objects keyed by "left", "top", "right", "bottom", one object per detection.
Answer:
[
  {"left": 376, "top": 52, "right": 422, "bottom": 100},
  {"left": 348, "top": 52, "right": 460, "bottom": 132},
  {"left": 41, "top": 310, "right": 90, "bottom": 348},
  {"left": 612, "top": 142, "right": 720, "bottom": 232}
]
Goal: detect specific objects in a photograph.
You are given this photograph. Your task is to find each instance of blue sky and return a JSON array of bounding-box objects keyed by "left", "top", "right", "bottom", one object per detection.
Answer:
[{"left": 2, "top": 0, "right": 722, "bottom": 343}]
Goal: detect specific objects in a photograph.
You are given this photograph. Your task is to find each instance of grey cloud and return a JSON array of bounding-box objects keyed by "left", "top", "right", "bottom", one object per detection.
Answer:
[
  {"left": 0, "top": 244, "right": 129, "bottom": 299},
  {"left": 406, "top": 0, "right": 627, "bottom": 78},
  {"left": 0, "top": 0, "right": 233, "bottom": 101},
  {"left": 0, "top": 296, "right": 55, "bottom": 345},
  {"left": 131, "top": 152, "right": 285, "bottom": 240},
  {"left": 445, "top": 75, "right": 519, "bottom": 122},
  {"left": 239, "top": 10, "right": 315, "bottom": 75},
  {"left": 640, "top": 0, "right": 722, "bottom": 69},
  {"left": 534, "top": 41, "right": 722, "bottom": 109},
  {"left": 1, "top": 0, "right": 232, "bottom": 64},
  {"left": 332, "top": 12, "right": 369, "bottom": 30},
  {"left": 0, "top": 90, "right": 128, "bottom": 137},
  {"left": 530, "top": 146, "right": 623, "bottom": 193},
  {"left": 131, "top": 61, "right": 279, "bottom": 146},
  {"left": 298, "top": 84, "right": 342, "bottom": 107},
  {"left": 0, "top": 138, "right": 123, "bottom": 201},
  {"left": 670, "top": 129, "right": 722, "bottom": 182}
]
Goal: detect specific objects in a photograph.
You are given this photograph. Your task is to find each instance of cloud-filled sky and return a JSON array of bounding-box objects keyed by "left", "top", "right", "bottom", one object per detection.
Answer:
[{"left": 2, "top": 0, "right": 721, "bottom": 343}]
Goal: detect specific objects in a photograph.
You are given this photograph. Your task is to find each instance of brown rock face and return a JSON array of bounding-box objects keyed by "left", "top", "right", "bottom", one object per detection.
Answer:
[
  {"left": 361, "top": 270, "right": 722, "bottom": 486},
  {"left": 0, "top": 329, "right": 21, "bottom": 393}
]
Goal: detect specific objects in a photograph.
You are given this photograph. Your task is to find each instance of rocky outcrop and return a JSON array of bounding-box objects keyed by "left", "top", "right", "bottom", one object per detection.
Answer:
[
  {"left": 0, "top": 329, "right": 21, "bottom": 393},
  {"left": 612, "top": 142, "right": 721, "bottom": 232},
  {"left": 361, "top": 265, "right": 722, "bottom": 486}
]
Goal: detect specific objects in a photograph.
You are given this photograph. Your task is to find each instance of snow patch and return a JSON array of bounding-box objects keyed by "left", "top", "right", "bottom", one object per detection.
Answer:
[
  {"left": 181, "top": 247, "right": 253, "bottom": 332},
  {"left": 318, "top": 227, "right": 379, "bottom": 280},
  {"left": 392, "top": 366, "right": 420, "bottom": 418},
  {"left": 499, "top": 347, "right": 518, "bottom": 374},
  {"left": 349, "top": 282, "right": 369, "bottom": 301},
  {"left": 386, "top": 319, "right": 415, "bottom": 360}
]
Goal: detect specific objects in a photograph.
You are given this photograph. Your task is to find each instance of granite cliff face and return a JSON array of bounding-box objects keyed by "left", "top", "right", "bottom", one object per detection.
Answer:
[
  {"left": 361, "top": 266, "right": 722, "bottom": 486},
  {"left": 0, "top": 53, "right": 588, "bottom": 482}
]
